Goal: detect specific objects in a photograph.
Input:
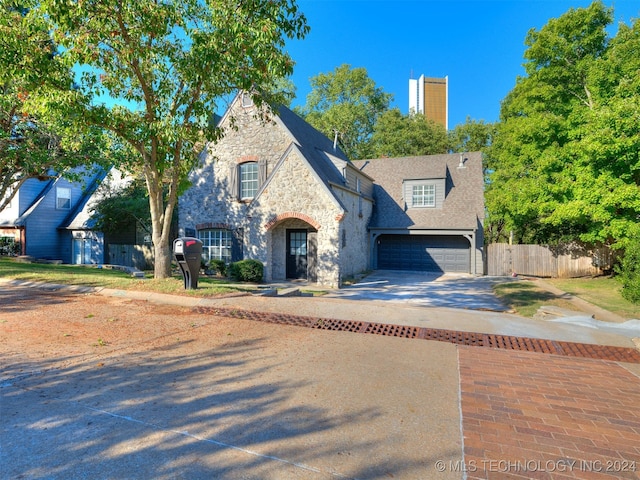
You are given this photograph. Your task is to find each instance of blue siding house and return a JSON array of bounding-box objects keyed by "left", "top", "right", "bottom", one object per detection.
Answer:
[{"left": 0, "top": 167, "right": 126, "bottom": 264}]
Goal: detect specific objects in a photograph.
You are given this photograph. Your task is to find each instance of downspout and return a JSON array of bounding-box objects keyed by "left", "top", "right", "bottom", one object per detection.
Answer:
[{"left": 463, "top": 232, "right": 476, "bottom": 275}]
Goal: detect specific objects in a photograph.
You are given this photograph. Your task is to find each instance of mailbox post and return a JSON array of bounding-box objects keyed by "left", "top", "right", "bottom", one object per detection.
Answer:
[{"left": 173, "top": 237, "right": 203, "bottom": 289}]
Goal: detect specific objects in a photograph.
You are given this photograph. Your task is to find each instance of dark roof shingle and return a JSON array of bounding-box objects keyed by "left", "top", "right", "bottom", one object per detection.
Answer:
[{"left": 353, "top": 153, "right": 484, "bottom": 230}]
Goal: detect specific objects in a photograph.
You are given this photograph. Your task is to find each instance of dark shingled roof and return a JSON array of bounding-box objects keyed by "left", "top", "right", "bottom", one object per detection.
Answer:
[
  {"left": 275, "top": 105, "right": 349, "bottom": 190},
  {"left": 352, "top": 152, "right": 484, "bottom": 230}
]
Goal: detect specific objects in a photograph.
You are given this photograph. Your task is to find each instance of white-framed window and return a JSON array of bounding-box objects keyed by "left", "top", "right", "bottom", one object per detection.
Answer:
[
  {"left": 56, "top": 187, "right": 71, "bottom": 209},
  {"left": 239, "top": 162, "right": 259, "bottom": 199},
  {"left": 198, "top": 229, "right": 232, "bottom": 263},
  {"left": 412, "top": 184, "right": 435, "bottom": 207}
]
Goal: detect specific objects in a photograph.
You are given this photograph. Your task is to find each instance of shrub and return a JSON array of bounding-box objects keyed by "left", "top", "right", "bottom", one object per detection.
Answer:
[
  {"left": 0, "top": 238, "right": 20, "bottom": 256},
  {"left": 617, "top": 236, "right": 640, "bottom": 304},
  {"left": 229, "top": 259, "right": 263, "bottom": 283},
  {"left": 209, "top": 259, "right": 227, "bottom": 277}
]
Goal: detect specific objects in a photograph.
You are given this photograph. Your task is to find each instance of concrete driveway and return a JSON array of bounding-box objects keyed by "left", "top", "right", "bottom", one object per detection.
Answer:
[{"left": 326, "top": 271, "right": 512, "bottom": 312}]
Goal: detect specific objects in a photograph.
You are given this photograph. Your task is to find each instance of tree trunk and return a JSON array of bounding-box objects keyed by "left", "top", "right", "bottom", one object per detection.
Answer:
[
  {"left": 146, "top": 166, "right": 173, "bottom": 279},
  {"left": 153, "top": 239, "right": 172, "bottom": 279}
]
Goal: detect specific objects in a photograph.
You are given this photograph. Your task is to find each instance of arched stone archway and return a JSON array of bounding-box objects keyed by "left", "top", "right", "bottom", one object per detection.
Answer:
[
  {"left": 264, "top": 212, "right": 321, "bottom": 232},
  {"left": 265, "top": 214, "right": 319, "bottom": 282}
]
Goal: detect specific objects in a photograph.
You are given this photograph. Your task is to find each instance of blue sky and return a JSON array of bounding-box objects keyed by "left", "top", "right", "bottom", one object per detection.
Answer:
[{"left": 285, "top": 0, "right": 639, "bottom": 128}]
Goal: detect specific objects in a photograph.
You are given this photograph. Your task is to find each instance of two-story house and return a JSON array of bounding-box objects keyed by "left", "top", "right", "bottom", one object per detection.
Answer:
[
  {"left": 0, "top": 166, "right": 130, "bottom": 264},
  {"left": 179, "top": 93, "right": 485, "bottom": 287},
  {"left": 179, "top": 93, "right": 374, "bottom": 287}
]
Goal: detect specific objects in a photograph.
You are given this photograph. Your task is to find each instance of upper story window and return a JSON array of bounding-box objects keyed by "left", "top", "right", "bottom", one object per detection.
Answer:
[
  {"left": 231, "top": 159, "right": 266, "bottom": 201},
  {"left": 56, "top": 187, "right": 71, "bottom": 209},
  {"left": 239, "top": 162, "right": 259, "bottom": 199},
  {"left": 412, "top": 184, "right": 435, "bottom": 207}
]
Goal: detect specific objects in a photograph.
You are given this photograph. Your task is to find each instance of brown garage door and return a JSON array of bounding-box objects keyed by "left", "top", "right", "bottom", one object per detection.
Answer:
[{"left": 377, "top": 235, "right": 470, "bottom": 272}]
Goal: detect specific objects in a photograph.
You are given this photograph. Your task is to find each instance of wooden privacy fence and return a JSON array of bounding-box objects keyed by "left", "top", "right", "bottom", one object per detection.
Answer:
[
  {"left": 486, "top": 243, "right": 613, "bottom": 278},
  {"left": 107, "top": 244, "right": 153, "bottom": 270}
]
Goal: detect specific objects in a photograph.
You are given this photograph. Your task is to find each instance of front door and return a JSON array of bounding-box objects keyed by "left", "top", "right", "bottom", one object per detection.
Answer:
[
  {"left": 286, "top": 229, "right": 307, "bottom": 279},
  {"left": 73, "top": 238, "right": 92, "bottom": 264}
]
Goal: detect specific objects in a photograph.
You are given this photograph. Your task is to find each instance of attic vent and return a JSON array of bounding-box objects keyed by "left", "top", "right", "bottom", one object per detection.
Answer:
[
  {"left": 241, "top": 92, "right": 254, "bottom": 108},
  {"left": 458, "top": 153, "right": 467, "bottom": 169}
]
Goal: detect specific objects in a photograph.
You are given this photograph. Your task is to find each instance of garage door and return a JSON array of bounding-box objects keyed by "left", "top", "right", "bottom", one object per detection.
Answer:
[{"left": 377, "top": 235, "right": 470, "bottom": 272}]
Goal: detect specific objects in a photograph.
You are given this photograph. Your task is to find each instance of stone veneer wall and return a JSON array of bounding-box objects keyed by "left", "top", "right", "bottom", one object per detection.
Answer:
[
  {"left": 249, "top": 148, "right": 343, "bottom": 287},
  {"left": 179, "top": 100, "right": 291, "bottom": 236},
  {"left": 332, "top": 187, "right": 373, "bottom": 280},
  {"left": 179, "top": 97, "right": 366, "bottom": 288}
]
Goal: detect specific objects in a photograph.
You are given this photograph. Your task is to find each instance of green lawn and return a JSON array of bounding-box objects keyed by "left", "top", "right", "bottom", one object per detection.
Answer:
[
  {"left": 493, "top": 276, "right": 640, "bottom": 319},
  {"left": 0, "top": 257, "right": 254, "bottom": 297},
  {"left": 493, "top": 281, "right": 577, "bottom": 318},
  {"left": 547, "top": 277, "right": 640, "bottom": 319}
]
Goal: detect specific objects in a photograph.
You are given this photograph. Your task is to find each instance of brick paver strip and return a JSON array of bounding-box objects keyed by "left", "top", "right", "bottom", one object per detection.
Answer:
[
  {"left": 459, "top": 347, "right": 640, "bottom": 479},
  {"left": 196, "top": 306, "right": 640, "bottom": 363}
]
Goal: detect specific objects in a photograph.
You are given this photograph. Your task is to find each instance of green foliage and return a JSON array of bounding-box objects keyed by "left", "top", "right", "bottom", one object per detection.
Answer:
[
  {"left": 295, "top": 64, "right": 393, "bottom": 160},
  {"left": 0, "top": 237, "right": 20, "bottom": 256},
  {"left": 209, "top": 259, "right": 227, "bottom": 277},
  {"left": 369, "top": 108, "right": 448, "bottom": 157},
  {"left": 90, "top": 177, "right": 151, "bottom": 236},
  {"left": 485, "top": 1, "right": 640, "bottom": 247},
  {"left": 0, "top": 4, "right": 108, "bottom": 212},
  {"left": 617, "top": 236, "right": 640, "bottom": 304},
  {"left": 33, "top": 0, "right": 308, "bottom": 278},
  {"left": 229, "top": 259, "right": 264, "bottom": 283},
  {"left": 447, "top": 117, "right": 495, "bottom": 154}
]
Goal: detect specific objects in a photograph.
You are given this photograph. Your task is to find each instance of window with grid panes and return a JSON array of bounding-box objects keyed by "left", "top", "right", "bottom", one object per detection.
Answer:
[
  {"left": 412, "top": 184, "right": 435, "bottom": 207},
  {"left": 239, "top": 162, "right": 258, "bottom": 199},
  {"left": 198, "top": 229, "right": 232, "bottom": 263}
]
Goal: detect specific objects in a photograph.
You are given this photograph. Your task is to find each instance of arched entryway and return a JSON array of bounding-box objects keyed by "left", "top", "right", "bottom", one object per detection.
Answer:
[{"left": 265, "top": 212, "right": 320, "bottom": 282}]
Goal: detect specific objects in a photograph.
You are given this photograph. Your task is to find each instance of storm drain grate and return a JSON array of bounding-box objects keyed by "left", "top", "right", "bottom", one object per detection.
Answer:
[{"left": 196, "top": 306, "right": 640, "bottom": 363}]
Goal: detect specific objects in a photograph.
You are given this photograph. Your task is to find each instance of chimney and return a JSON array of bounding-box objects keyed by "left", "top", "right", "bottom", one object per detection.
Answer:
[{"left": 458, "top": 152, "right": 466, "bottom": 169}]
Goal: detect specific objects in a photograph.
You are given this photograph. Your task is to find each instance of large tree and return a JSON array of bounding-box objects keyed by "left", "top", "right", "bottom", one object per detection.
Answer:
[
  {"left": 448, "top": 117, "right": 494, "bottom": 155},
  {"left": 36, "top": 0, "right": 308, "bottom": 278},
  {"left": 295, "top": 64, "right": 393, "bottom": 160},
  {"left": 369, "top": 108, "right": 448, "bottom": 158},
  {"left": 0, "top": 3, "right": 103, "bottom": 212},
  {"left": 485, "top": 1, "right": 640, "bottom": 247}
]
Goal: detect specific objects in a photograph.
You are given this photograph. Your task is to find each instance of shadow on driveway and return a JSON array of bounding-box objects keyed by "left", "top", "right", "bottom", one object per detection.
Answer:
[{"left": 329, "top": 270, "right": 514, "bottom": 312}]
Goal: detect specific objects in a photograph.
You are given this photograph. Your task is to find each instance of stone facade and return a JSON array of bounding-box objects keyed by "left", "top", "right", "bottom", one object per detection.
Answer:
[
  {"left": 179, "top": 94, "right": 485, "bottom": 285},
  {"left": 179, "top": 94, "right": 373, "bottom": 288}
]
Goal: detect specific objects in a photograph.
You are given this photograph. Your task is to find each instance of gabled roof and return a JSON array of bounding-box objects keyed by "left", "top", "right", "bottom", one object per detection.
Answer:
[
  {"left": 274, "top": 104, "right": 349, "bottom": 191},
  {"left": 353, "top": 152, "right": 484, "bottom": 230},
  {"left": 213, "top": 94, "right": 354, "bottom": 211},
  {"left": 12, "top": 179, "right": 56, "bottom": 227},
  {"left": 59, "top": 168, "right": 109, "bottom": 230}
]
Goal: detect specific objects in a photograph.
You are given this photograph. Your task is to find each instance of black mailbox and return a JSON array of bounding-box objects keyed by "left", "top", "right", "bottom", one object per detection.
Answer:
[{"left": 173, "top": 237, "right": 203, "bottom": 289}]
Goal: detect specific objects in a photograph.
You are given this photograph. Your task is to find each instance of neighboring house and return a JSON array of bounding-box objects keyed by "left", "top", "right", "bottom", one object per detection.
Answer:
[
  {"left": 0, "top": 166, "right": 130, "bottom": 264},
  {"left": 179, "top": 93, "right": 485, "bottom": 287},
  {"left": 353, "top": 153, "right": 484, "bottom": 275}
]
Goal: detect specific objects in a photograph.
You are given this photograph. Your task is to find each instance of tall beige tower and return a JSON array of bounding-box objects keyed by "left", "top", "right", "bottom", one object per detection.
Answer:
[{"left": 409, "top": 74, "right": 448, "bottom": 130}]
